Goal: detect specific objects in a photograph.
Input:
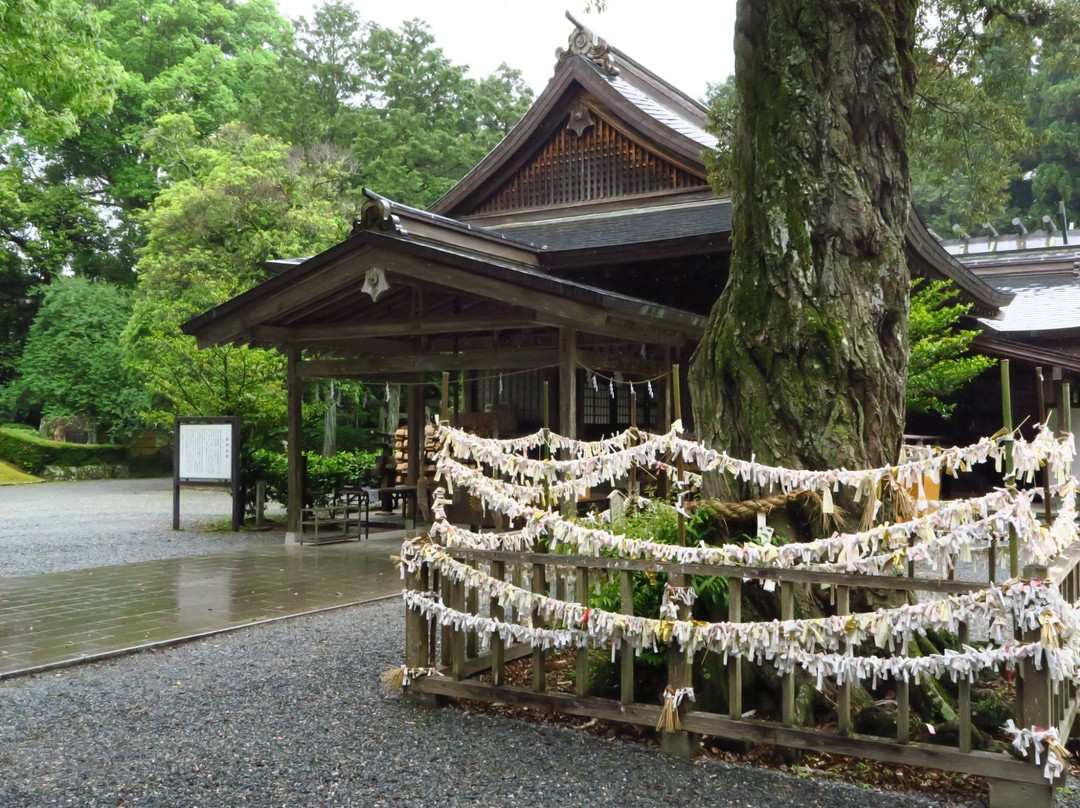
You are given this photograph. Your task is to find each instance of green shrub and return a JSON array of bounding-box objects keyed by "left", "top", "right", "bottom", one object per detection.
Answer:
[
  {"left": 248, "top": 449, "right": 379, "bottom": 506},
  {"left": 0, "top": 427, "right": 126, "bottom": 474},
  {"left": 589, "top": 500, "right": 729, "bottom": 667}
]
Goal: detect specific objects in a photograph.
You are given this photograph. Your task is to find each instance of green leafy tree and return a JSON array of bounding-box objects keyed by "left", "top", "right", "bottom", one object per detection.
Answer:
[
  {"left": 907, "top": 280, "right": 995, "bottom": 417},
  {"left": 261, "top": 0, "right": 374, "bottom": 149},
  {"left": 353, "top": 21, "right": 532, "bottom": 207},
  {"left": 0, "top": 0, "right": 122, "bottom": 141},
  {"left": 63, "top": 0, "right": 292, "bottom": 213},
  {"left": 0, "top": 0, "right": 293, "bottom": 388},
  {"left": 123, "top": 119, "right": 355, "bottom": 450},
  {"left": 908, "top": 1, "right": 1053, "bottom": 231},
  {"left": 3, "top": 277, "right": 145, "bottom": 440},
  {"left": 1021, "top": 13, "right": 1080, "bottom": 225}
]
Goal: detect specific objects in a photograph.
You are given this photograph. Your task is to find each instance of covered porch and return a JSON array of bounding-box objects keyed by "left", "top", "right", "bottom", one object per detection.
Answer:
[{"left": 183, "top": 194, "right": 707, "bottom": 540}]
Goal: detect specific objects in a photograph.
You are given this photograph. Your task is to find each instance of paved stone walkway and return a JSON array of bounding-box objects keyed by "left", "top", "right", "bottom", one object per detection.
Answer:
[{"left": 0, "top": 536, "right": 406, "bottom": 677}]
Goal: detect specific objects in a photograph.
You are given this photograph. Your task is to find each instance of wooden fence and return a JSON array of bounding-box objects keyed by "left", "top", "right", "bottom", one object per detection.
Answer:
[
  {"left": 403, "top": 539, "right": 1080, "bottom": 807},
  {"left": 397, "top": 366, "right": 1080, "bottom": 808}
]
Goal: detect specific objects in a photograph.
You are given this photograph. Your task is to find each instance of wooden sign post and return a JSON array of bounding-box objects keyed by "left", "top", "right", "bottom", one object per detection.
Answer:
[{"left": 173, "top": 416, "right": 242, "bottom": 532}]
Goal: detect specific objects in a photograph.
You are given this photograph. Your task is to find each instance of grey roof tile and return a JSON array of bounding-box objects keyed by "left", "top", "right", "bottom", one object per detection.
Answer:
[
  {"left": 585, "top": 61, "right": 719, "bottom": 149},
  {"left": 979, "top": 272, "right": 1080, "bottom": 334},
  {"left": 489, "top": 198, "right": 732, "bottom": 251}
]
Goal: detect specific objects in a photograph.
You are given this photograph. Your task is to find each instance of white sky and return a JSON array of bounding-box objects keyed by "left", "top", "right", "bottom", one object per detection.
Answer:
[{"left": 272, "top": 0, "right": 737, "bottom": 103}]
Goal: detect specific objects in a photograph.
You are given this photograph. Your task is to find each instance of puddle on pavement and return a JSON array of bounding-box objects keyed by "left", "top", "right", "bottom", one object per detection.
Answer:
[{"left": 0, "top": 538, "right": 403, "bottom": 675}]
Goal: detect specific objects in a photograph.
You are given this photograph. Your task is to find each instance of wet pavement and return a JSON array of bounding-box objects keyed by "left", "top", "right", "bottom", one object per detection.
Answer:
[{"left": 0, "top": 536, "right": 407, "bottom": 677}]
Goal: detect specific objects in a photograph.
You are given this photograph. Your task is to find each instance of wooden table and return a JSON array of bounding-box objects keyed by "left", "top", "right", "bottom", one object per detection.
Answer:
[{"left": 342, "top": 485, "right": 418, "bottom": 530}]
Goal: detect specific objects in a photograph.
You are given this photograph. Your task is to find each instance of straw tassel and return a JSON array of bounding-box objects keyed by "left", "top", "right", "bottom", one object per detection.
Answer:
[
  {"left": 381, "top": 665, "right": 443, "bottom": 693},
  {"left": 381, "top": 665, "right": 407, "bottom": 693},
  {"left": 656, "top": 686, "right": 694, "bottom": 733},
  {"left": 1040, "top": 609, "right": 1063, "bottom": 650}
]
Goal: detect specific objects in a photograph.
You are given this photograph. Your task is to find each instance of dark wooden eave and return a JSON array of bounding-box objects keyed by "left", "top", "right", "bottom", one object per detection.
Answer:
[
  {"left": 906, "top": 213, "right": 1013, "bottom": 318},
  {"left": 181, "top": 196, "right": 707, "bottom": 357},
  {"left": 972, "top": 334, "right": 1080, "bottom": 374}
]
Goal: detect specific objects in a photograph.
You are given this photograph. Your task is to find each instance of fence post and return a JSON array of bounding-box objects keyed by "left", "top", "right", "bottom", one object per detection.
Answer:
[
  {"left": 660, "top": 368, "right": 699, "bottom": 758},
  {"left": 404, "top": 562, "right": 439, "bottom": 707},
  {"left": 958, "top": 621, "right": 971, "bottom": 753},
  {"left": 1003, "top": 359, "right": 1018, "bottom": 580},
  {"left": 988, "top": 562, "right": 1058, "bottom": 807},
  {"left": 620, "top": 570, "right": 635, "bottom": 704},
  {"left": 837, "top": 585, "right": 851, "bottom": 735},
  {"left": 450, "top": 578, "right": 466, "bottom": 679},
  {"left": 728, "top": 578, "right": 742, "bottom": 720},
  {"left": 491, "top": 559, "right": 506, "bottom": 686},
  {"left": 531, "top": 381, "right": 551, "bottom": 693},
  {"left": 781, "top": 580, "right": 795, "bottom": 728},
  {"left": 575, "top": 566, "right": 590, "bottom": 698}
]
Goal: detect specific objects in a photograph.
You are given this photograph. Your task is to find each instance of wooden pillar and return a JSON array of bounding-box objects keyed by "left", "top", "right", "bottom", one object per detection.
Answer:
[
  {"left": 727, "top": 578, "right": 742, "bottom": 719},
  {"left": 407, "top": 380, "right": 423, "bottom": 488},
  {"left": 837, "top": 585, "right": 851, "bottom": 735},
  {"left": 619, "top": 570, "right": 634, "bottom": 704},
  {"left": 781, "top": 581, "right": 795, "bottom": 727},
  {"left": 559, "top": 328, "right": 577, "bottom": 439},
  {"left": 661, "top": 368, "right": 698, "bottom": 758},
  {"left": 990, "top": 562, "right": 1059, "bottom": 807},
  {"left": 408, "top": 378, "right": 426, "bottom": 524},
  {"left": 285, "top": 347, "right": 303, "bottom": 543}
]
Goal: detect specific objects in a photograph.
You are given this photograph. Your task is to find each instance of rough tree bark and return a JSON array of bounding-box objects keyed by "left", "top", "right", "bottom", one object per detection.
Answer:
[{"left": 689, "top": 0, "right": 917, "bottom": 471}]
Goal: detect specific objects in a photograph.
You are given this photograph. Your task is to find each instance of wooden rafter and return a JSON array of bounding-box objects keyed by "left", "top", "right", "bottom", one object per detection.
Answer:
[{"left": 296, "top": 347, "right": 562, "bottom": 378}]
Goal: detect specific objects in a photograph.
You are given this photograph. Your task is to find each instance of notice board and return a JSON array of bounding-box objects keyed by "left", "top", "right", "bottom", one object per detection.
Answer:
[{"left": 173, "top": 416, "right": 242, "bottom": 531}]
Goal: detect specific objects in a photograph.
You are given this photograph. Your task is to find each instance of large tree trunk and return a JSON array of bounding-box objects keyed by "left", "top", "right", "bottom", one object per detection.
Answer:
[{"left": 690, "top": 0, "right": 917, "bottom": 471}]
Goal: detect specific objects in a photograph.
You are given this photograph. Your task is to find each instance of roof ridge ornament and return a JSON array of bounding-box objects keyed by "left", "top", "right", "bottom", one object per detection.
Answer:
[
  {"left": 556, "top": 11, "right": 619, "bottom": 77},
  {"left": 355, "top": 190, "right": 407, "bottom": 236}
]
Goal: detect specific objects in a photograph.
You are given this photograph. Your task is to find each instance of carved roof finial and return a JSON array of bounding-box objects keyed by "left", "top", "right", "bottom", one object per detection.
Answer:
[
  {"left": 355, "top": 189, "right": 407, "bottom": 236},
  {"left": 556, "top": 11, "right": 619, "bottom": 76}
]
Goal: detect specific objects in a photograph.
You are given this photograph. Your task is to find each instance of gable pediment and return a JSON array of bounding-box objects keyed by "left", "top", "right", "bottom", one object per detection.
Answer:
[
  {"left": 464, "top": 98, "right": 708, "bottom": 217},
  {"left": 430, "top": 46, "right": 715, "bottom": 220}
]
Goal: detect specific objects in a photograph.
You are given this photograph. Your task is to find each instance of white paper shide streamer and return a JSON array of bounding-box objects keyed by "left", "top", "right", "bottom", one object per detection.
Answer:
[{"left": 395, "top": 420, "right": 1080, "bottom": 770}]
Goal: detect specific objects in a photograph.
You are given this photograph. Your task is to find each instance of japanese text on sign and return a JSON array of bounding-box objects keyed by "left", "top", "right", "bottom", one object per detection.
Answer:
[{"left": 178, "top": 423, "right": 233, "bottom": 481}]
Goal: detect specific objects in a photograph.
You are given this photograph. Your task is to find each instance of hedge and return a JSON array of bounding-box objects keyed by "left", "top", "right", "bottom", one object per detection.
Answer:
[
  {"left": 248, "top": 448, "right": 379, "bottom": 506},
  {"left": 0, "top": 427, "right": 127, "bottom": 475}
]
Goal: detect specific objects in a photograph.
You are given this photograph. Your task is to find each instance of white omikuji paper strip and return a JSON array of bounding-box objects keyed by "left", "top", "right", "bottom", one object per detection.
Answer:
[
  {"left": 435, "top": 419, "right": 1076, "bottom": 497},
  {"left": 430, "top": 462, "right": 1080, "bottom": 573},
  {"left": 1002, "top": 720, "right": 1069, "bottom": 782},
  {"left": 401, "top": 587, "right": 1080, "bottom": 692},
  {"left": 400, "top": 422, "right": 1080, "bottom": 752},
  {"left": 399, "top": 538, "right": 1078, "bottom": 665}
]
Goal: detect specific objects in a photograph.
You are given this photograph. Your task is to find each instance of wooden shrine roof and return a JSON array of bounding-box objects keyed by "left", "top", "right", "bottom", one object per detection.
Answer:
[{"left": 182, "top": 192, "right": 707, "bottom": 375}]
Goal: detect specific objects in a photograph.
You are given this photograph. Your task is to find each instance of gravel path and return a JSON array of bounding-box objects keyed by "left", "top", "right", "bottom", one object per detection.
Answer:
[
  {"left": 0, "top": 478, "right": 283, "bottom": 577},
  {"left": 1, "top": 481, "right": 1073, "bottom": 806},
  {"left": 0, "top": 598, "right": 992, "bottom": 808}
]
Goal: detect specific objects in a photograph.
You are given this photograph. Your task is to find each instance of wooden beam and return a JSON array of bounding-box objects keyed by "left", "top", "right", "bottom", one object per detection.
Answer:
[
  {"left": 251, "top": 315, "right": 540, "bottom": 344},
  {"left": 396, "top": 258, "right": 699, "bottom": 344},
  {"left": 574, "top": 348, "right": 670, "bottom": 377},
  {"left": 250, "top": 328, "right": 417, "bottom": 354},
  {"left": 297, "top": 348, "right": 560, "bottom": 378},
  {"left": 446, "top": 548, "right": 987, "bottom": 595},
  {"left": 408, "top": 677, "right": 1047, "bottom": 785}
]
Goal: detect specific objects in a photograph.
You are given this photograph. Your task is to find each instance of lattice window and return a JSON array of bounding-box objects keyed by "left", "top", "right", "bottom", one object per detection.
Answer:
[
  {"left": 477, "top": 370, "right": 545, "bottom": 424},
  {"left": 583, "top": 379, "right": 610, "bottom": 425},
  {"left": 472, "top": 115, "right": 706, "bottom": 214},
  {"left": 583, "top": 374, "right": 657, "bottom": 429}
]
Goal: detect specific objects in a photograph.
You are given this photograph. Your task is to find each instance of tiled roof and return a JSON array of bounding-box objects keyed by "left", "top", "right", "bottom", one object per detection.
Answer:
[
  {"left": 488, "top": 198, "right": 732, "bottom": 251},
  {"left": 979, "top": 272, "right": 1080, "bottom": 334},
  {"left": 585, "top": 60, "right": 719, "bottom": 150}
]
